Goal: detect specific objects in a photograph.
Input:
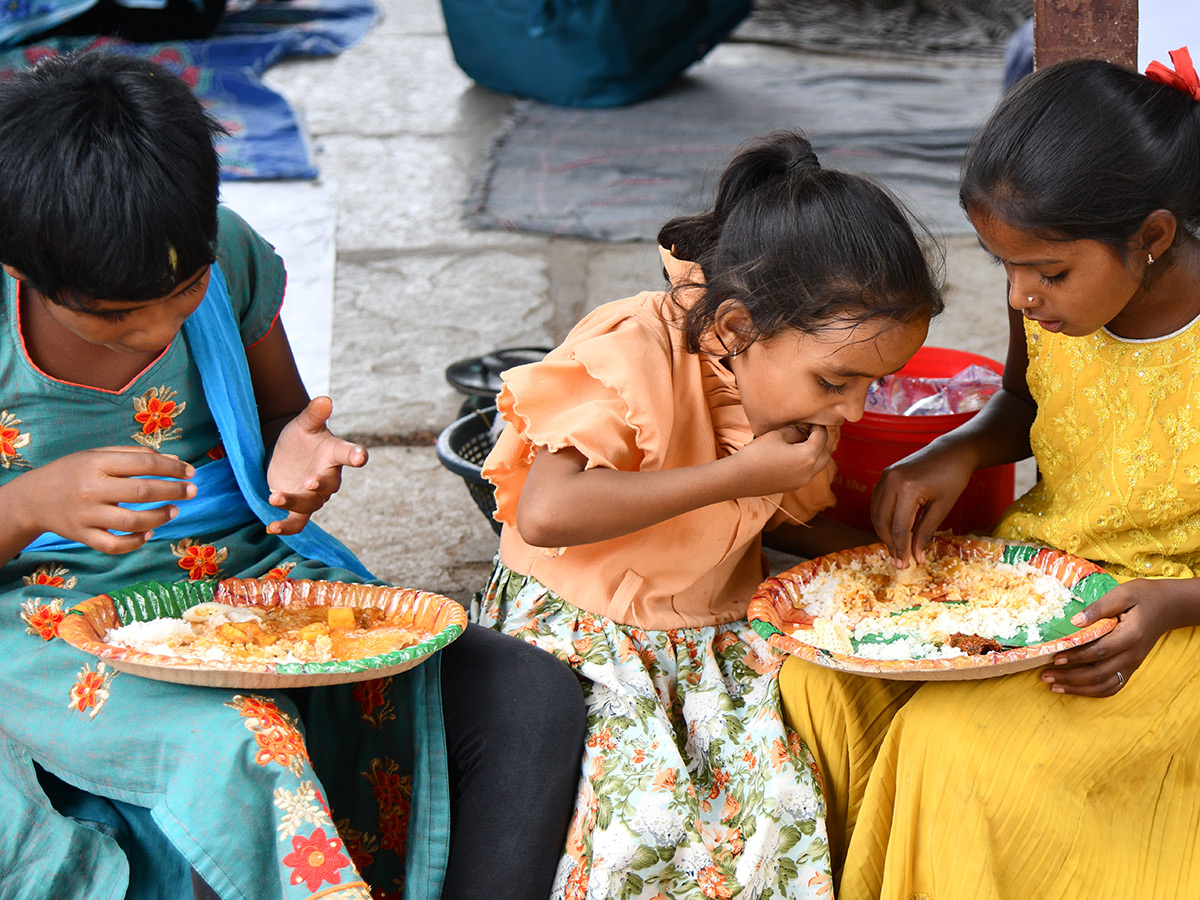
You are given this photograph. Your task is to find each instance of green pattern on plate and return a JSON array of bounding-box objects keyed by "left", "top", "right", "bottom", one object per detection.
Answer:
[
  {"left": 109, "top": 580, "right": 217, "bottom": 623},
  {"left": 1002, "top": 544, "right": 1039, "bottom": 567},
  {"left": 1072, "top": 571, "right": 1120, "bottom": 604}
]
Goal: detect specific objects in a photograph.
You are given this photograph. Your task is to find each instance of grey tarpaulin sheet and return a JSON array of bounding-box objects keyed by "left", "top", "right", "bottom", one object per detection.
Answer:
[{"left": 468, "top": 54, "right": 1006, "bottom": 240}]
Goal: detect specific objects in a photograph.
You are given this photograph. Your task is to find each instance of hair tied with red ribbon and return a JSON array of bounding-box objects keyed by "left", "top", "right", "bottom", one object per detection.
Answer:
[{"left": 1145, "top": 46, "right": 1200, "bottom": 101}]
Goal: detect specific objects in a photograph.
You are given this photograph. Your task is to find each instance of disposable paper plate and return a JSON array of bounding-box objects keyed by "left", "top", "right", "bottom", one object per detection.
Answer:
[
  {"left": 748, "top": 536, "right": 1118, "bottom": 681},
  {"left": 58, "top": 578, "right": 467, "bottom": 688}
]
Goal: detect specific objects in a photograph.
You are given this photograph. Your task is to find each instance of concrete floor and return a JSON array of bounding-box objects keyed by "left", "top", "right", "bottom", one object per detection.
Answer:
[{"left": 268, "top": 0, "right": 1020, "bottom": 603}]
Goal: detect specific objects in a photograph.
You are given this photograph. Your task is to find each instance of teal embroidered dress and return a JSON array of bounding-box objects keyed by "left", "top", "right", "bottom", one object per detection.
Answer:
[{"left": 0, "top": 208, "right": 449, "bottom": 900}]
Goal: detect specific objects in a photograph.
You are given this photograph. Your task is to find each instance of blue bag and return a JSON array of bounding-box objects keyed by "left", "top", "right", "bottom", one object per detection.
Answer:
[{"left": 439, "top": 0, "right": 752, "bottom": 108}]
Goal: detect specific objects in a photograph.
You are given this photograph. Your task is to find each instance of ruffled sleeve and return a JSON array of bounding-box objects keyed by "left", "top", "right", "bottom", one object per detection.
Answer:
[{"left": 485, "top": 295, "right": 680, "bottom": 527}]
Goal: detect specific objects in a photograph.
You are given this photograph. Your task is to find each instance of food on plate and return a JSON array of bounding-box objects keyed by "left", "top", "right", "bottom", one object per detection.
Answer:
[
  {"left": 948, "top": 633, "right": 1005, "bottom": 656},
  {"left": 104, "top": 583, "right": 424, "bottom": 664},
  {"left": 792, "top": 545, "right": 1079, "bottom": 661}
]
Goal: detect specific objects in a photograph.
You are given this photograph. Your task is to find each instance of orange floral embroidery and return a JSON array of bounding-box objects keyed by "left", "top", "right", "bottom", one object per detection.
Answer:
[
  {"left": 282, "top": 825, "right": 351, "bottom": 892},
  {"left": 68, "top": 661, "right": 116, "bottom": 718},
  {"left": 21, "top": 597, "right": 66, "bottom": 639},
  {"left": 132, "top": 385, "right": 185, "bottom": 448},
  {"left": 171, "top": 538, "right": 228, "bottom": 581},
  {"left": 206, "top": 444, "right": 227, "bottom": 460},
  {"left": 225, "top": 693, "right": 309, "bottom": 775},
  {"left": 352, "top": 677, "right": 396, "bottom": 729},
  {"left": 264, "top": 561, "right": 298, "bottom": 581},
  {"left": 0, "top": 410, "right": 31, "bottom": 469},
  {"left": 23, "top": 564, "right": 77, "bottom": 590},
  {"left": 362, "top": 757, "right": 411, "bottom": 856}
]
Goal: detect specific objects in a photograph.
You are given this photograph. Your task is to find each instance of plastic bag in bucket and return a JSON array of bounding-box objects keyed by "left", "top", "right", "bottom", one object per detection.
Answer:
[{"left": 828, "top": 346, "right": 1016, "bottom": 534}]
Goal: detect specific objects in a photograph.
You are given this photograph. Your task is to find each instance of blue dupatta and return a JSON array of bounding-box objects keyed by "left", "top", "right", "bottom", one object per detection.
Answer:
[{"left": 24, "top": 265, "right": 371, "bottom": 579}]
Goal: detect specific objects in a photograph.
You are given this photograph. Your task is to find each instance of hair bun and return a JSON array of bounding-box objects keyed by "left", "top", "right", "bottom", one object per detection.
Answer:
[{"left": 787, "top": 149, "right": 821, "bottom": 176}]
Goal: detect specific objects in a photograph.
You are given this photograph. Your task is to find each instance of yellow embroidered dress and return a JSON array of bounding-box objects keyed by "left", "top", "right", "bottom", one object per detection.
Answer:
[{"left": 779, "top": 316, "right": 1200, "bottom": 900}]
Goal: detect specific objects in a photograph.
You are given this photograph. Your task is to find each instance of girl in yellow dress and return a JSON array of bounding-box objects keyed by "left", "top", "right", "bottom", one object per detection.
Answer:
[{"left": 780, "top": 50, "right": 1200, "bottom": 900}]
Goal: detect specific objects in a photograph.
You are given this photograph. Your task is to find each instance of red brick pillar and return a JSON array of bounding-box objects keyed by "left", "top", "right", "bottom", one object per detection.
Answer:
[{"left": 1034, "top": 0, "right": 1138, "bottom": 69}]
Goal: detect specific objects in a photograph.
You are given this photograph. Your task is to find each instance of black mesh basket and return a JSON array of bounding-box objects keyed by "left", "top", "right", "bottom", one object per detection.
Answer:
[{"left": 436, "top": 405, "right": 502, "bottom": 535}]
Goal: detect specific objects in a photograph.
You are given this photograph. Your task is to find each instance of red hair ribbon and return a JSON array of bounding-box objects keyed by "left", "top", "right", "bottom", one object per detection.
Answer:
[{"left": 1145, "top": 46, "right": 1200, "bottom": 101}]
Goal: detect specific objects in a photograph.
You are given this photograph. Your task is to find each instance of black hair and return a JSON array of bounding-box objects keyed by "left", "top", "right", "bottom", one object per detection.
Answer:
[
  {"left": 658, "top": 130, "right": 944, "bottom": 353},
  {"left": 960, "top": 57, "right": 1200, "bottom": 255},
  {"left": 0, "top": 50, "right": 225, "bottom": 308}
]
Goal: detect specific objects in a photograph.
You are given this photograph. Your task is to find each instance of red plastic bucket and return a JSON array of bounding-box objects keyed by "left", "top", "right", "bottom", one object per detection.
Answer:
[{"left": 828, "top": 346, "right": 1015, "bottom": 535}]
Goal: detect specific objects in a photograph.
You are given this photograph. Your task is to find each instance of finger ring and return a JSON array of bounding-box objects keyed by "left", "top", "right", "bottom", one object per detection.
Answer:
[{"left": 1116, "top": 671, "right": 1125, "bottom": 687}]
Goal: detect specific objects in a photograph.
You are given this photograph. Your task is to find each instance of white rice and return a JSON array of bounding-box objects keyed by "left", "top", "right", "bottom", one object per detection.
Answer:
[{"left": 795, "top": 551, "right": 1075, "bottom": 661}]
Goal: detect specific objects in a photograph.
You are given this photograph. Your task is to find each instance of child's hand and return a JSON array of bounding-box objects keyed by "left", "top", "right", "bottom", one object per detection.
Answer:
[
  {"left": 870, "top": 444, "right": 977, "bottom": 567},
  {"left": 266, "top": 396, "right": 367, "bottom": 535},
  {"left": 733, "top": 423, "right": 832, "bottom": 496},
  {"left": 5, "top": 446, "right": 195, "bottom": 554},
  {"left": 1041, "top": 579, "right": 1185, "bottom": 697}
]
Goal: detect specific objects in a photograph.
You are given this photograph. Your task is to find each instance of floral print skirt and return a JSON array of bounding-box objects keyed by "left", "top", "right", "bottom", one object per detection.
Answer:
[{"left": 473, "top": 560, "right": 833, "bottom": 900}]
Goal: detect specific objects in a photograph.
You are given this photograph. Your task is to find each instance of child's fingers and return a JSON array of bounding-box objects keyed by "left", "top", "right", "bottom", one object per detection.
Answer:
[
  {"left": 113, "top": 476, "right": 197, "bottom": 506},
  {"left": 100, "top": 503, "right": 181, "bottom": 536},
  {"left": 81, "top": 526, "right": 155, "bottom": 556},
  {"left": 265, "top": 509, "right": 312, "bottom": 536},
  {"left": 1069, "top": 589, "right": 1134, "bottom": 628},
  {"left": 1040, "top": 650, "right": 1140, "bottom": 697},
  {"left": 909, "top": 497, "right": 953, "bottom": 562},
  {"left": 101, "top": 449, "right": 196, "bottom": 480},
  {"left": 268, "top": 490, "right": 327, "bottom": 516},
  {"left": 1051, "top": 624, "right": 1129, "bottom": 669},
  {"left": 326, "top": 438, "right": 368, "bottom": 469},
  {"left": 871, "top": 488, "right": 916, "bottom": 566},
  {"left": 294, "top": 395, "right": 335, "bottom": 432}
]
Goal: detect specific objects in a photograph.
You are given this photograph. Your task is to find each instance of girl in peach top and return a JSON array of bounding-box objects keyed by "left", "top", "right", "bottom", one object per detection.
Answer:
[{"left": 474, "top": 130, "right": 943, "bottom": 900}]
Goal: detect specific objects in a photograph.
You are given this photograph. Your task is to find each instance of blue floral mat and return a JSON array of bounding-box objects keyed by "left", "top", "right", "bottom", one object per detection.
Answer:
[{"left": 0, "top": 0, "right": 378, "bottom": 179}]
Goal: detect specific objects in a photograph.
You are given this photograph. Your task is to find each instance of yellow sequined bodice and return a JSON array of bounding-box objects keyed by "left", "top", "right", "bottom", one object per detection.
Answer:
[{"left": 994, "top": 315, "right": 1200, "bottom": 578}]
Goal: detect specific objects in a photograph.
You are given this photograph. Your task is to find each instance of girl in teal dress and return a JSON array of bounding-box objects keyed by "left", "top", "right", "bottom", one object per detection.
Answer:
[{"left": 0, "top": 50, "right": 585, "bottom": 900}]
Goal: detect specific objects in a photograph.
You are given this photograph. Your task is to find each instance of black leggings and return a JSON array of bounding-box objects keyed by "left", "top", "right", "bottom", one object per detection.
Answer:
[
  {"left": 189, "top": 628, "right": 583, "bottom": 900},
  {"left": 193, "top": 623, "right": 584, "bottom": 900},
  {"left": 438, "top": 623, "right": 586, "bottom": 899}
]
